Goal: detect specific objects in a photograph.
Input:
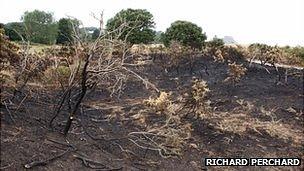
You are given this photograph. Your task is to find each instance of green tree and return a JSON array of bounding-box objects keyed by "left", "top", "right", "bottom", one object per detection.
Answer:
[
  {"left": 106, "top": 9, "right": 155, "bottom": 44},
  {"left": 154, "top": 31, "right": 165, "bottom": 43},
  {"left": 206, "top": 36, "right": 225, "bottom": 48},
  {"left": 4, "top": 22, "right": 26, "bottom": 41},
  {"left": 163, "top": 20, "right": 207, "bottom": 49},
  {"left": 22, "top": 10, "right": 58, "bottom": 44},
  {"left": 91, "top": 28, "right": 101, "bottom": 40},
  {"left": 56, "top": 18, "right": 80, "bottom": 44}
]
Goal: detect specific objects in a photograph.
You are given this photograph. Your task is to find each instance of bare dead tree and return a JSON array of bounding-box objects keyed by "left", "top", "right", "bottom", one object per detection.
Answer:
[
  {"left": 91, "top": 11, "right": 104, "bottom": 32},
  {"left": 49, "top": 15, "right": 159, "bottom": 135}
]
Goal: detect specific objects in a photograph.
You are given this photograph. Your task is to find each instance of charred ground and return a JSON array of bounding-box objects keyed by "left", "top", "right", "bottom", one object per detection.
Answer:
[{"left": 1, "top": 55, "right": 303, "bottom": 171}]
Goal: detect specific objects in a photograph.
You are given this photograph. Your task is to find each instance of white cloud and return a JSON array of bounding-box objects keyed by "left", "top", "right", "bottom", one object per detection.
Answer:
[{"left": 0, "top": 0, "right": 303, "bottom": 46}]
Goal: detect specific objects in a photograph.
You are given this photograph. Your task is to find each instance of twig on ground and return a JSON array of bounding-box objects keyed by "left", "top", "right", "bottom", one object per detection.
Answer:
[
  {"left": 112, "top": 141, "right": 140, "bottom": 159},
  {"left": 14, "top": 94, "right": 28, "bottom": 114},
  {"left": 46, "top": 138, "right": 76, "bottom": 149},
  {"left": 24, "top": 148, "right": 72, "bottom": 169},
  {"left": 0, "top": 163, "right": 14, "bottom": 170},
  {"left": 3, "top": 101, "right": 15, "bottom": 123},
  {"left": 73, "top": 154, "right": 123, "bottom": 170}
]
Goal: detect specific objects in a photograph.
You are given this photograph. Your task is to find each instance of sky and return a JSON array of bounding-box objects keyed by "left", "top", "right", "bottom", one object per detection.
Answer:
[{"left": 1, "top": 0, "right": 303, "bottom": 46}]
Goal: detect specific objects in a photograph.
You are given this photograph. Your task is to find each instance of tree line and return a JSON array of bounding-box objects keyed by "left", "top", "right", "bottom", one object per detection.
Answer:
[{"left": 1, "top": 9, "right": 213, "bottom": 49}]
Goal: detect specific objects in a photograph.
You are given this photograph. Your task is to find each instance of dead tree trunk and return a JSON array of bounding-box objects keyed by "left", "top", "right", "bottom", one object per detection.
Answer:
[{"left": 63, "top": 54, "right": 91, "bottom": 135}]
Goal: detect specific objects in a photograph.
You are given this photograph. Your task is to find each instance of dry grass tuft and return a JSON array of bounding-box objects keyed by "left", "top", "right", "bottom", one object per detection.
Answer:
[{"left": 144, "top": 91, "right": 173, "bottom": 115}]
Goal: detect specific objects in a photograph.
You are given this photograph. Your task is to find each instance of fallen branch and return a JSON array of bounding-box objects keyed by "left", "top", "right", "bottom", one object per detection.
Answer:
[
  {"left": 73, "top": 154, "right": 123, "bottom": 170},
  {"left": 13, "top": 94, "right": 28, "bottom": 114},
  {"left": 0, "top": 163, "right": 14, "bottom": 170},
  {"left": 24, "top": 148, "right": 72, "bottom": 169},
  {"left": 46, "top": 138, "right": 76, "bottom": 149},
  {"left": 3, "top": 101, "right": 15, "bottom": 123}
]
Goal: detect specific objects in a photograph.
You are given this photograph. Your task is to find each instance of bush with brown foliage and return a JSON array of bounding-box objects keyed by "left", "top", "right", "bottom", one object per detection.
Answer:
[
  {"left": 165, "top": 41, "right": 201, "bottom": 74},
  {"left": 0, "top": 28, "right": 20, "bottom": 85},
  {"left": 138, "top": 91, "right": 193, "bottom": 157},
  {"left": 182, "top": 79, "right": 211, "bottom": 118},
  {"left": 132, "top": 79, "right": 211, "bottom": 157},
  {"left": 204, "top": 44, "right": 246, "bottom": 64},
  {"left": 248, "top": 43, "right": 283, "bottom": 66},
  {"left": 224, "top": 62, "right": 247, "bottom": 84},
  {"left": 0, "top": 28, "right": 21, "bottom": 105}
]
